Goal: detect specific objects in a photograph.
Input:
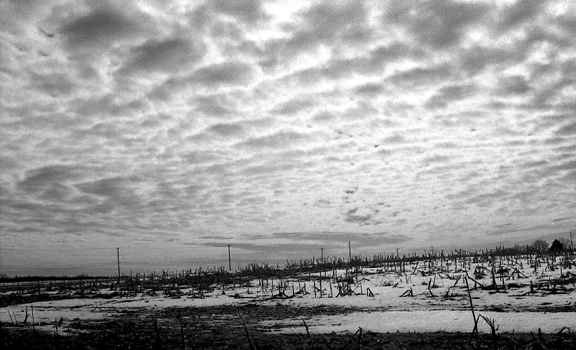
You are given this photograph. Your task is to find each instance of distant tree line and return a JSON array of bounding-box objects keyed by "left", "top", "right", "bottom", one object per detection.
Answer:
[
  {"left": 0, "top": 274, "right": 109, "bottom": 283},
  {"left": 490, "top": 238, "right": 572, "bottom": 256},
  {"left": 539, "top": 238, "right": 574, "bottom": 253}
]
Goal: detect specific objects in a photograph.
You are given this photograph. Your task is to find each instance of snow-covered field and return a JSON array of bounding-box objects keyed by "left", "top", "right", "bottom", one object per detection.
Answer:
[{"left": 2, "top": 254, "right": 575, "bottom": 335}]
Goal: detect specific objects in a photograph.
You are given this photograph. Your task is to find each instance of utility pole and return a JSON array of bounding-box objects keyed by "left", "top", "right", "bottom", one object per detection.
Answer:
[
  {"left": 116, "top": 247, "right": 120, "bottom": 283},
  {"left": 227, "top": 245, "right": 231, "bottom": 272},
  {"left": 348, "top": 241, "right": 352, "bottom": 263}
]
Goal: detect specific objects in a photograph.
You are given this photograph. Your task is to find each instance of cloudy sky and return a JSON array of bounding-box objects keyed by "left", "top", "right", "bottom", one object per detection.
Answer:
[{"left": 1, "top": 0, "right": 576, "bottom": 276}]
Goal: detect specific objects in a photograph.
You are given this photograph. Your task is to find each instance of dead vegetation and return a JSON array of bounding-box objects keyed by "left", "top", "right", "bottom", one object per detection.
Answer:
[
  {"left": 2, "top": 304, "right": 576, "bottom": 349},
  {"left": 2, "top": 246, "right": 576, "bottom": 349}
]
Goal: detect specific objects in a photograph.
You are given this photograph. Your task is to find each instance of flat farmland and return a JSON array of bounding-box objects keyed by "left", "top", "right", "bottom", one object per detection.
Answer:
[{"left": 2, "top": 251, "right": 576, "bottom": 349}]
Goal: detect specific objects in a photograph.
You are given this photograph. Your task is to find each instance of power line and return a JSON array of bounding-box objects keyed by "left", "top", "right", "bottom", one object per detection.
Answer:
[{"left": 0, "top": 247, "right": 116, "bottom": 252}]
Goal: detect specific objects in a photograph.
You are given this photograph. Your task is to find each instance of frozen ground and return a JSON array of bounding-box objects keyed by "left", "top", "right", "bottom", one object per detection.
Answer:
[{"left": 2, "top": 254, "right": 575, "bottom": 335}]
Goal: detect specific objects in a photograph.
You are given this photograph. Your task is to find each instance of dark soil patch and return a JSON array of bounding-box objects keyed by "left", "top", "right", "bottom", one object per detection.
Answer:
[
  {"left": 0, "top": 292, "right": 119, "bottom": 308},
  {"left": 2, "top": 304, "right": 576, "bottom": 349},
  {"left": 3, "top": 325, "right": 576, "bottom": 349},
  {"left": 0, "top": 294, "right": 65, "bottom": 308}
]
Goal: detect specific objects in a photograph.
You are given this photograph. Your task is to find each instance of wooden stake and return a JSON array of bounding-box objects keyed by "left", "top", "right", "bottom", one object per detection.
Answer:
[
  {"left": 178, "top": 310, "right": 186, "bottom": 350},
  {"left": 465, "top": 274, "right": 479, "bottom": 342},
  {"left": 303, "top": 320, "right": 316, "bottom": 350}
]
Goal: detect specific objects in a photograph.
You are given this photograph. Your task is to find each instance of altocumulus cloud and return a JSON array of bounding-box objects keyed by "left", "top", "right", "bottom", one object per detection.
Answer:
[
  {"left": 191, "top": 60, "right": 256, "bottom": 87},
  {"left": 120, "top": 37, "right": 206, "bottom": 75},
  {"left": 1, "top": 0, "right": 576, "bottom": 275}
]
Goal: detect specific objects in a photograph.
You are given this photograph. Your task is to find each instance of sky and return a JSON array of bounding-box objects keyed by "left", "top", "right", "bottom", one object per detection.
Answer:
[{"left": 1, "top": 0, "right": 576, "bottom": 276}]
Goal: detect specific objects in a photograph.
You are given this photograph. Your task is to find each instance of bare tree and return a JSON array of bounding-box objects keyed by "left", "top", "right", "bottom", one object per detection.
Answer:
[
  {"left": 532, "top": 239, "right": 548, "bottom": 253},
  {"left": 558, "top": 237, "right": 571, "bottom": 249}
]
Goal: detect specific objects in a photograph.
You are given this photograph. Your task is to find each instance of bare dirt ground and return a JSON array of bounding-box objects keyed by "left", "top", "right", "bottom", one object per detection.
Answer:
[{"left": 2, "top": 303, "right": 576, "bottom": 349}]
